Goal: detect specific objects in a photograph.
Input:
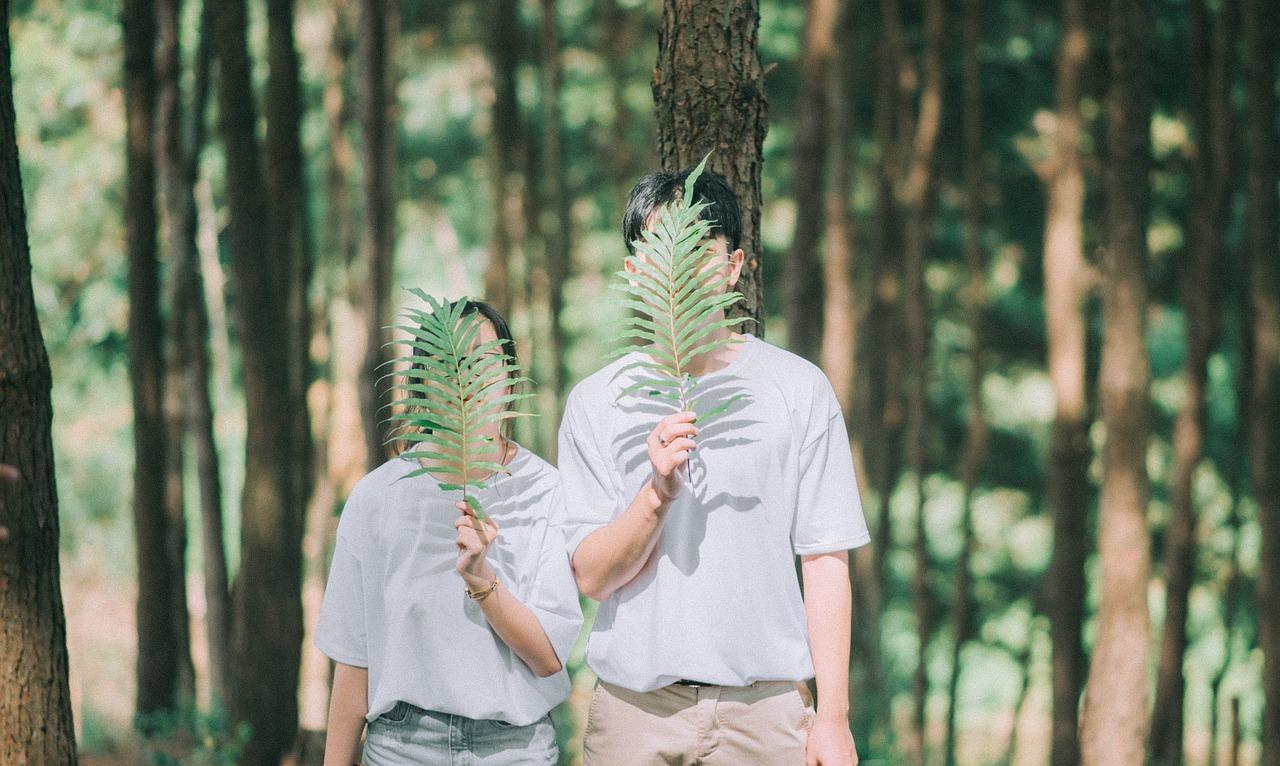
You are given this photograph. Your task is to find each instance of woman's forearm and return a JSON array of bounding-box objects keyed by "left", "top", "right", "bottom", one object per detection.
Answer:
[
  {"left": 570, "top": 478, "right": 669, "bottom": 600},
  {"left": 463, "top": 570, "right": 564, "bottom": 677},
  {"left": 323, "top": 663, "right": 369, "bottom": 766}
]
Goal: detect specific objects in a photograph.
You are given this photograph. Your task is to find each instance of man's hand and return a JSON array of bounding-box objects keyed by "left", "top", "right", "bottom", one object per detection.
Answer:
[
  {"left": 805, "top": 713, "right": 858, "bottom": 766},
  {"left": 648, "top": 411, "right": 698, "bottom": 503},
  {"left": 454, "top": 501, "right": 500, "bottom": 583}
]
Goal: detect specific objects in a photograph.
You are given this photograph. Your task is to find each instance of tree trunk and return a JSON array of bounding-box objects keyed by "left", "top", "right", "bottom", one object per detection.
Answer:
[
  {"left": 124, "top": 0, "right": 184, "bottom": 721},
  {"left": 357, "top": 0, "right": 398, "bottom": 471},
  {"left": 1079, "top": 0, "right": 1153, "bottom": 761},
  {"left": 214, "top": 0, "right": 304, "bottom": 761},
  {"left": 785, "top": 0, "right": 840, "bottom": 361},
  {"left": 1150, "top": 1, "right": 1234, "bottom": 762},
  {"left": 0, "top": 6, "right": 80, "bottom": 760},
  {"left": 1041, "top": 0, "right": 1092, "bottom": 763},
  {"left": 1244, "top": 0, "right": 1280, "bottom": 759},
  {"left": 653, "top": 0, "right": 768, "bottom": 337},
  {"left": 486, "top": 0, "right": 522, "bottom": 319},
  {"left": 157, "top": 0, "right": 223, "bottom": 708},
  {"left": 903, "top": 0, "right": 945, "bottom": 757},
  {"left": 538, "top": 0, "right": 570, "bottom": 457},
  {"left": 944, "top": 1, "right": 987, "bottom": 762}
]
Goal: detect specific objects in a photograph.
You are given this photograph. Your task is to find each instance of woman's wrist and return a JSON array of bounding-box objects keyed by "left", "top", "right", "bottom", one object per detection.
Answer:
[{"left": 460, "top": 563, "right": 496, "bottom": 591}]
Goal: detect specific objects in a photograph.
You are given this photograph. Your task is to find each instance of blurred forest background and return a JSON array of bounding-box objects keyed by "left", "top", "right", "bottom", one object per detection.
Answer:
[{"left": 0, "top": 0, "right": 1278, "bottom": 764}]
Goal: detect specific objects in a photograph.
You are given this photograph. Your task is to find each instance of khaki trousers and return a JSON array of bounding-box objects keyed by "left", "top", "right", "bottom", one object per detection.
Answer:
[{"left": 582, "top": 679, "right": 815, "bottom": 765}]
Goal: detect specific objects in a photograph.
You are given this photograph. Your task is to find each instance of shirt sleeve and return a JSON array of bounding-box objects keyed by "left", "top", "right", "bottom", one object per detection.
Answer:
[
  {"left": 524, "top": 487, "right": 586, "bottom": 665},
  {"left": 314, "top": 530, "right": 368, "bottom": 666},
  {"left": 558, "top": 392, "right": 622, "bottom": 559},
  {"left": 791, "top": 382, "right": 872, "bottom": 556}
]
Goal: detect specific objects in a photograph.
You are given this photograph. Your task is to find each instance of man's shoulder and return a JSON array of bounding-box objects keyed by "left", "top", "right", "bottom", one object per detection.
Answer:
[
  {"left": 747, "top": 337, "right": 831, "bottom": 390},
  {"left": 565, "top": 350, "right": 636, "bottom": 413}
]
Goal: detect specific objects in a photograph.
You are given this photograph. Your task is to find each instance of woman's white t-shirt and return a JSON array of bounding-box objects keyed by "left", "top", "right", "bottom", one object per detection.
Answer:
[
  {"left": 314, "top": 444, "right": 583, "bottom": 725},
  {"left": 558, "top": 333, "right": 871, "bottom": 693}
]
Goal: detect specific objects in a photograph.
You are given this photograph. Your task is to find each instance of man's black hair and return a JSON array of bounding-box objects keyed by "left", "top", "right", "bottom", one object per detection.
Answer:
[{"left": 621, "top": 165, "right": 742, "bottom": 254}]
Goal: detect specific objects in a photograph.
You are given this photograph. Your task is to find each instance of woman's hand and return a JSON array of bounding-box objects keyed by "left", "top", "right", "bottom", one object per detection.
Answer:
[
  {"left": 648, "top": 411, "right": 699, "bottom": 504},
  {"left": 454, "top": 501, "right": 500, "bottom": 584}
]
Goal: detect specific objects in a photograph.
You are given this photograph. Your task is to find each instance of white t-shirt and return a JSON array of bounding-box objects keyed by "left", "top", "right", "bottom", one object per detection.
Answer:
[
  {"left": 314, "top": 444, "right": 583, "bottom": 725},
  {"left": 559, "top": 332, "right": 871, "bottom": 693}
]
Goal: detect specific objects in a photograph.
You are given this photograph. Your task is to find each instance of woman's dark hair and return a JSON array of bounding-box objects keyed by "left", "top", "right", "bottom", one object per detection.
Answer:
[
  {"left": 621, "top": 165, "right": 742, "bottom": 254},
  {"left": 406, "top": 298, "right": 520, "bottom": 444}
]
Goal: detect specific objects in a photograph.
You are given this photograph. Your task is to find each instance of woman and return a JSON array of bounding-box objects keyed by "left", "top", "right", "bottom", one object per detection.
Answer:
[{"left": 316, "top": 299, "right": 582, "bottom": 766}]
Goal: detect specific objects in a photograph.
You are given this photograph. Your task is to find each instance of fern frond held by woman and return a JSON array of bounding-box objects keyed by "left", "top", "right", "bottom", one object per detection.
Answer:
[
  {"left": 386, "top": 291, "right": 534, "bottom": 520},
  {"left": 607, "top": 153, "right": 748, "bottom": 424}
]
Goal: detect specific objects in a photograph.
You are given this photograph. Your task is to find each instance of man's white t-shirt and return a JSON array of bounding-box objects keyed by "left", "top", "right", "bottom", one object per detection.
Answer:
[
  {"left": 314, "top": 445, "right": 583, "bottom": 725},
  {"left": 559, "top": 332, "right": 871, "bottom": 693}
]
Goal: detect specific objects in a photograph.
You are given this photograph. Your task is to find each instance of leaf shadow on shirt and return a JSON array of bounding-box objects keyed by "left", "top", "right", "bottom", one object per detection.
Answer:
[{"left": 611, "top": 378, "right": 762, "bottom": 583}]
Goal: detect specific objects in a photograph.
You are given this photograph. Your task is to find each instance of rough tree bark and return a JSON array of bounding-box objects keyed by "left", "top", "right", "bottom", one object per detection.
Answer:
[
  {"left": 1150, "top": 0, "right": 1234, "bottom": 762},
  {"left": 653, "top": 0, "right": 768, "bottom": 337},
  {"left": 944, "top": 0, "right": 988, "bottom": 761},
  {"left": 1040, "top": 0, "right": 1093, "bottom": 762},
  {"left": 1243, "top": 0, "right": 1280, "bottom": 759},
  {"left": 785, "top": 0, "right": 841, "bottom": 361},
  {"left": 214, "top": 0, "right": 305, "bottom": 761},
  {"left": 357, "top": 0, "right": 398, "bottom": 470},
  {"left": 0, "top": 4, "right": 79, "bottom": 760},
  {"left": 123, "top": 0, "right": 184, "bottom": 720},
  {"left": 1079, "top": 0, "right": 1153, "bottom": 761}
]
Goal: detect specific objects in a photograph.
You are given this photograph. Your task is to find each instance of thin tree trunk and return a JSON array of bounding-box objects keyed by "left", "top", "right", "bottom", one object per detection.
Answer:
[
  {"left": 155, "top": 0, "right": 198, "bottom": 710},
  {"left": 124, "top": 0, "right": 183, "bottom": 721},
  {"left": 1079, "top": 0, "right": 1153, "bottom": 761},
  {"left": 1000, "top": 643, "right": 1034, "bottom": 766},
  {"left": 944, "top": 1, "right": 987, "bottom": 762},
  {"left": 0, "top": 6, "right": 79, "bottom": 759},
  {"left": 1208, "top": 496, "right": 1244, "bottom": 766},
  {"left": 1150, "top": 1, "right": 1234, "bottom": 762},
  {"left": 785, "top": 0, "right": 840, "bottom": 361},
  {"left": 653, "top": 0, "right": 768, "bottom": 337},
  {"left": 1244, "top": 0, "right": 1280, "bottom": 759},
  {"left": 903, "top": 0, "right": 945, "bottom": 757},
  {"left": 357, "top": 0, "right": 398, "bottom": 470},
  {"left": 1041, "top": 0, "right": 1092, "bottom": 763},
  {"left": 214, "top": 0, "right": 304, "bottom": 760},
  {"left": 538, "top": 0, "right": 570, "bottom": 458},
  {"left": 486, "top": 0, "right": 521, "bottom": 319}
]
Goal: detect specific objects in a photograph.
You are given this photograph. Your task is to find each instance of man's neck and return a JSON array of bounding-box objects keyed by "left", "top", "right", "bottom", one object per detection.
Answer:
[{"left": 683, "top": 319, "right": 746, "bottom": 378}]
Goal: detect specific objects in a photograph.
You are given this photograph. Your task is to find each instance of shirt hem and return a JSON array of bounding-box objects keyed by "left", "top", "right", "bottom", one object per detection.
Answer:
[{"left": 792, "top": 531, "right": 872, "bottom": 556}]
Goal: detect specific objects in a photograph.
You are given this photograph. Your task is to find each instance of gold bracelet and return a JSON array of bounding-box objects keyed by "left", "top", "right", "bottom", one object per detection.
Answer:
[{"left": 465, "top": 576, "right": 499, "bottom": 601}]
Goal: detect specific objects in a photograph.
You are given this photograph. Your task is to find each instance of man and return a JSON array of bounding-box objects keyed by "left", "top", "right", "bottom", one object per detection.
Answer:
[{"left": 559, "top": 165, "right": 869, "bottom": 765}]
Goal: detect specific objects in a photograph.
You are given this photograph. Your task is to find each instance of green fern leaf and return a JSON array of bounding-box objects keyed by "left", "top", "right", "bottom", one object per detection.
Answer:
[{"left": 386, "top": 293, "right": 534, "bottom": 520}]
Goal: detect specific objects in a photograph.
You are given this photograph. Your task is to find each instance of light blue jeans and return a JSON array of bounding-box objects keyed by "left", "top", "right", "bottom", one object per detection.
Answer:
[{"left": 362, "top": 701, "right": 559, "bottom": 766}]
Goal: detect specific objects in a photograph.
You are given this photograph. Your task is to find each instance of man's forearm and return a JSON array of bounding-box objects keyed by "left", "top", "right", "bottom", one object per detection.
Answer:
[
  {"left": 802, "top": 551, "right": 852, "bottom": 721},
  {"left": 571, "top": 478, "right": 668, "bottom": 601}
]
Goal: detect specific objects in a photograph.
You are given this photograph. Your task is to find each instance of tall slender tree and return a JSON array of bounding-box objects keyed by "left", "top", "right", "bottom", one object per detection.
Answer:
[
  {"left": 1243, "top": 0, "right": 1280, "bottom": 759},
  {"left": 486, "top": 0, "right": 522, "bottom": 319},
  {"left": 1150, "top": 1, "right": 1234, "bottom": 762},
  {"left": 0, "top": 4, "right": 79, "bottom": 760},
  {"left": 1079, "top": 0, "right": 1153, "bottom": 762},
  {"left": 785, "top": 0, "right": 841, "bottom": 361},
  {"left": 1039, "top": 0, "right": 1093, "bottom": 762},
  {"left": 653, "top": 0, "right": 768, "bottom": 336},
  {"left": 124, "top": 0, "right": 185, "bottom": 720},
  {"left": 357, "top": 0, "right": 398, "bottom": 469},
  {"left": 214, "top": 0, "right": 305, "bottom": 760},
  {"left": 944, "top": 0, "right": 988, "bottom": 761}
]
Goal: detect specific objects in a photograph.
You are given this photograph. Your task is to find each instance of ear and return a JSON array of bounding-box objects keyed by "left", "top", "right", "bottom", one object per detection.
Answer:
[
  {"left": 623, "top": 255, "right": 638, "bottom": 274},
  {"left": 727, "top": 248, "right": 745, "bottom": 288}
]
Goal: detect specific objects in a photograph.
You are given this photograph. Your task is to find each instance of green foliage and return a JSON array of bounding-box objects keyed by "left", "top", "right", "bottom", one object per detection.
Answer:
[
  {"left": 134, "top": 705, "right": 251, "bottom": 766},
  {"left": 386, "top": 291, "right": 534, "bottom": 520},
  {"left": 605, "top": 153, "right": 748, "bottom": 423}
]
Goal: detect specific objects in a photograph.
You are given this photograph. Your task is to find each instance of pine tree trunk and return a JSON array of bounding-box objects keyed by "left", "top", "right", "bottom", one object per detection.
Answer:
[
  {"left": 785, "top": 0, "right": 840, "bottom": 361},
  {"left": 0, "top": 6, "right": 79, "bottom": 760},
  {"left": 124, "top": 0, "right": 184, "bottom": 720},
  {"left": 1150, "top": 1, "right": 1234, "bottom": 762},
  {"left": 944, "top": 1, "right": 987, "bottom": 761},
  {"left": 358, "top": 0, "right": 398, "bottom": 470},
  {"left": 1079, "top": 0, "right": 1153, "bottom": 761},
  {"left": 903, "top": 0, "right": 945, "bottom": 757},
  {"left": 214, "top": 0, "right": 305, "bottom": 760},
  {"left": 1041, "top": 1, "right": 1092, "bottom": 763},
  {"left": 539, "top": 0, "right": 570, "bottom": 453},
  {"left": 653, "top": 0, "right": 768, "bottom": 337},
  {"left": 486, "top": 0, "right": 521, "bottom": 319},
  {"left": 1243, "top": 0, "right": 1280, "bottom": 759}
]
